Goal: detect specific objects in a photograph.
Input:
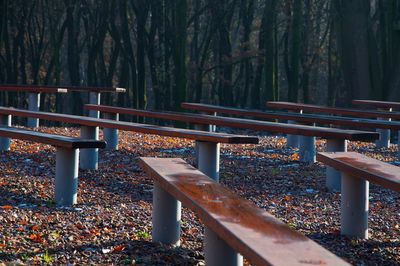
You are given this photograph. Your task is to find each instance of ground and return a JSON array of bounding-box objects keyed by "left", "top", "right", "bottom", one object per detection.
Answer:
[{"left": 0, "top": 127, "right": 399, "bottom": 265}]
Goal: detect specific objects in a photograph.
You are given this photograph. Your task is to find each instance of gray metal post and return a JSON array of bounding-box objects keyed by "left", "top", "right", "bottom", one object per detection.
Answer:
[
  {"left": 376, "top": 108, "right": 391, "bottom": 148},
  {"left": 299, "top": 135, "right": 316, "bottom": 163},
  {"left": 197, "top": 141, "right": 220, "bottom": 182},
  {"left": 204, "top": 228, "right": 243, "bottom": 266},
  {"left": 286, "top": 120, "right": 299, "bottom": 148},
  {"left": 0, "top": 114, "right": 11, "bottom": 151},
  {"left": 152, "top": 183, "right": 182, "bottom": 246},
  {"left": 80, "top": 126, "right": 99, "bottom": 170},
  {"left": 27, "top": 92, "right": 40, "bottom": 127},
  {"left": 55, "top": 147, "right": 79, "bottom": 206},
  {"left": 89, "top": 92, "right": 101, "bottom": 118},
  {"left": 326, "top": 139, "right": 347, "bottom": 191},
  {"left": 103, "top": 113, "right": 119, "bottom": 150},
  {"left": 341, "top": 173, "right": 369, "bottom": 239},
  {"left": 286, "top": 110, "right": 302, "bottom": 148},
  {"left": 194, "top": 123, "right": 214, "bottom": 167}
]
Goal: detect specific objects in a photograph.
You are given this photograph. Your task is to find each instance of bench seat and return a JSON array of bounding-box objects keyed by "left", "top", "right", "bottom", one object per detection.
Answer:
[
  {"left": 0, "top": 107, "right": 258, "bottom": 181},
  {"left": 140, "top": 157, "right": 349, "bottom": 266},
  {"left": 317, "top": 152, "right": 400, "bottom": 238},
  {"left": 0, "top": 126, "right": 106, "bottom": 206}
]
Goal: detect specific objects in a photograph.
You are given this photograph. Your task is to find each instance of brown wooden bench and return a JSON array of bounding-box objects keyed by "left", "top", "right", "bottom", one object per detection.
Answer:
[
  {"left": 140, "top": 157, "right": 349, "bottom": 266},
  {"left": 180, "top": 102, "right": 400, "bottom": 149},
  {"left": 317, "top": 151, "right": 400, "bottom": 239},
  {"left": 267, "top": 101, "right": 400, "bottom": 149},
  {"left": 0, "top": 126, "right": 105, "bottom": 206},
  {"left": 352, "top": 99, "right": 400, "bottom": 148},
  {"left": 84, "top": 104, "right": 381, "bottom": 192},
  {"left": 353, "top": 99, "right": 400, "bottom": 110},
  {"left": 0, "top": 107, "right": 258, "bottom": 182},
  {"left": 0, "top": 84, "right": 126, "bottom": 126}
]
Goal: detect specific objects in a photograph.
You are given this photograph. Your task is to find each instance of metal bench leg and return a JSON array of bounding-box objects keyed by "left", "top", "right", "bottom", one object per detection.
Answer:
[
  {"left": 204, "top": 228, "right": 243, "bottom": 266},
  {"left": 197, "top": 141, "right": 220, "bottom": 182},
  {"left": 286, "top": 120, "right": 299, "bottom": 148},
  {"left": 0, "top": 114, "right": 11, "bottom": 151},
  {"left": 103, "top": 113, "right": 119, "bottom": 150},
  {"left": 326, "top": 139, "right": 347, "bottom": 191},
  {"left": 27, "top": 92, "right": 40, "bottom": 128},
  {"left": 55, "top": 147, "right": 79, "bottom": 206},
  {"left": 299, "top": 135, "right": 316, "bottom": 163},
  {"left": 80, "top": 126, "right": 99, "bottom": 170},
  {"left": 341, "top": 173, "right": 369, "bottom": 239},
  {"left": 376, "top": 108, "right": 391, "bottom": 148},
  {"left": 89, "top": 92, "right": 101, "bottom": 118},
  {"left": 152, "top": 182, "right": 181, "bottom": 246},
  {"left": 194, "top": 124, "right": 215, "bottom": 167}
]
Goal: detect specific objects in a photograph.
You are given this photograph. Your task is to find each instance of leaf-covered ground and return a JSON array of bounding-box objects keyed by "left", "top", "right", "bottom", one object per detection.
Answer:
[{"left": 0, "top": 127, "right": 399, "bottom": 265}]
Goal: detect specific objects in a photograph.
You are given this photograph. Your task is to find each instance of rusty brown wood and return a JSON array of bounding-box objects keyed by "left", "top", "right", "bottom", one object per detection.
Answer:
[
  {"left": 317, "top": 152, "right": 400, "bottom": 191},
  {"left": 178, "top": 102, "right": 400, "bottom": 130},
  {"left": 267, "top": 101, "right": 400, "bottom": 120},
  {"left": 0, "top": 107, "right": 258, "bottom": 144},
  {"left": 0, "top": 85, "right": 67, "bottom": 93},
  {"left": 84, "top": 104, "right": 379, "bottom": 141},
  {"left": 0, "top": 84, "right": 125, "bottom": 93},
  {"left": 0, "top": 127, "right": 105, "bottom": 149},
  {"left": 353, "top": 99, "right": 400, "bottom": 110},
  {"left": 140, "top": 157, "right": 350, "bottom": 266}
]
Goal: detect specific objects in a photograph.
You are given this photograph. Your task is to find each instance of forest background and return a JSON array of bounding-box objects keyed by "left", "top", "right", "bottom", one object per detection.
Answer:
[{"left": 0, "top": 0, "right": 400, "bottom": 116}]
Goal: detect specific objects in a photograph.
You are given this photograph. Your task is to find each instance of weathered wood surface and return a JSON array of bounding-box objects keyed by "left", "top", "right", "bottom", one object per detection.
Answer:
[
  {"left": 317, "top": 152, "right": 400, "bottom": 191},
  {"left": 0, "top": 107, "right": 258, "bottom": 144},
  {"left": 0, "top": 84, "right": 125, "bottom": 93},
  {"left": 353, "top": 99, "right": 400, "bottom": 110},
  {"left": 267, "top": 101, "right": 400, "bottom": 119},
  {"left": 179, "top": 102, "right": 400, "bottom": 130},
  {"left": 84, "top": 104, "right": 379, "bottom": 141},
  {"left": 140, "top": 157, "right": 350, "bottom": 266},
  {"left": 0, "top": 127, "right": 106, "bottom": 149}
]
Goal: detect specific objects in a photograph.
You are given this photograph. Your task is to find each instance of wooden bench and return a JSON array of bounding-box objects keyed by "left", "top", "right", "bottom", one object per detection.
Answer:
[
  {"left": 267, "top": 101, "right": 400, "bottom": 149},
  {"left": 317, "top": 152, "right": 400, "bottom": 239},
  {"left": 84, "top": 104, "right": 381, "bottom": 192},
  {"left": 353, "top": 99, "right": 400, "bottom": 148},
  {"left": 0, "top": 84, "right": 126, "bottom": 126},
  {"left": 180, "top": 102, "right": 400, "bottom": 149},
  {"left": 140, "top": 157, "right": 349, "bottom": 266},
  {"left": 0, "top": 107, "right": 258, "bottom": 182},
  {"left": 0, "top": 126, "right": 105, "bottom": 206}
]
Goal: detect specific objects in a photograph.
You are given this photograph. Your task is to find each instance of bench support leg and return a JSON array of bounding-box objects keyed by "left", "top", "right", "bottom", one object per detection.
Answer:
[
  {"left": 194, "top": 124, "right": 214, "bottom": 167},
  {"left": 286, "top": 120, "right": 299, "bottom": 148},
  {"left": 152, "top": 183, "right": 181, "bottom": 246},
  {"left": 55, "top": 148, "right": 79, "bottom": 206},
  {"left": 89, "top": 92, "right": 101, "bottom": 118},
  {"left": 341, "top": 173, "right": 369, "bottom": 239},
  {"left": 27, "top": 92, "right": 40, "bottom": 128},
  {"left": 80, "top": 126, "right": 99, "bottom": 170},
  {"left": 204, "top": 228, "right": 243, "bottom": 266},
  {"left": 197, "top": 141, "right": 220, "bottom": 182},
  {"left": 326, "top": 139, "right": 347, "bottom": 191},
  {"left": 103, "top": 113, "right": 119, "bottom": 150},
  {"left": 299, "top": 135, "right": 316, "bottom": 163},
  {"left": 0, "top": 114, "right": 11, "bottom": 151}
]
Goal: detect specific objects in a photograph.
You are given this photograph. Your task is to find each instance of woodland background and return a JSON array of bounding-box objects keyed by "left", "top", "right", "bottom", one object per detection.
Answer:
[{"left": 0, "top": 0, "right": 400, "bottom": 115}]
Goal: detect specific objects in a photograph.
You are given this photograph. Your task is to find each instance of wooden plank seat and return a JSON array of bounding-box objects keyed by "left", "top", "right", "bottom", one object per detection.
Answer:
[
  {"left": 353, "top": 99, "right": 400, "bottom": 110},
  {"left": 84, "top": 104, "right": 380, "bottom": 192},
  {"left": 140, "top": 157, "right": 349, "bottom": 266},
  {"left": 0, "top": 126, "right": 106, "bottom": 206},
  {"left": 0, "top": 84, "right": 126, "bottom": 127},
  {"left": 85, "top": 104, "right": 380, "bottom": 191},
  {"left": 0, "top": 107, "right": 258, "bottom": 182},
  {"left": 352, "top": 99, "right": 400, "bottom": 148},
  {"left": 180, "top": 102, "right": 400, "bottom": 150},
  {"left": 317, "top": 152, "right": 400, "bottom": 239},
  {"left": 267, "top": 101, "right": 400, "bottom": 149}
]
